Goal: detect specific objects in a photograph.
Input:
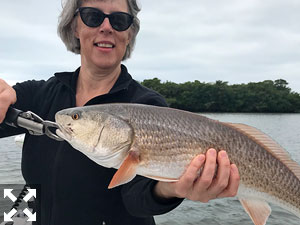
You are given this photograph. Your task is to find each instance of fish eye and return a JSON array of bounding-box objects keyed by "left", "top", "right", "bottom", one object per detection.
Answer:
[{"left": 72, "top": 113, "right": 80, "bottom": 120}]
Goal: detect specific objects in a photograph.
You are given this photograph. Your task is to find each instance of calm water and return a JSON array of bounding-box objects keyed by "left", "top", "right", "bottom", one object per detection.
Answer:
[{"left": 0, "top": 113, "right": 299, "bottom": 224}]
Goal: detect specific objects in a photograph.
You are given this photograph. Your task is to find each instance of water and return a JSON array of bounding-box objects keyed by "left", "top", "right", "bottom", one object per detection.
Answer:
[
  {"left": 0, "top": 137, "right": 24, "bottom": 184},
  {"left": 0, "top": 113, "right": 300, "bottom": 224}
]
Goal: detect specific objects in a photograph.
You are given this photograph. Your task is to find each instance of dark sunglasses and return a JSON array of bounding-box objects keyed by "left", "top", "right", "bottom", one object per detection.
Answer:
[{"left": 75, "top": 7, "right": 134, "bottom": 32}]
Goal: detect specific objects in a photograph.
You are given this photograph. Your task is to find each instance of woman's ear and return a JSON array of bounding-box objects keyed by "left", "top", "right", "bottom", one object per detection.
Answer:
[
  {"left": 73, "top": 18, "right": 80, "bottom": 39},
  {"left": 74, "top": 26, "right": 79, "bottom": 39},
  {"left": 126, "top": 30, "right": 132, "bottom": 46}
]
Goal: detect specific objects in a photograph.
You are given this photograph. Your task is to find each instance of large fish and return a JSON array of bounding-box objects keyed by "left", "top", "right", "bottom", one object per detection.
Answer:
[{"left": 55, "top": 103, "right": 300, "bottom": 225}]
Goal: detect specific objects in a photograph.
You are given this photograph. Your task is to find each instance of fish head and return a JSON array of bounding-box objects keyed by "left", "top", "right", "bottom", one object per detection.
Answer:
[{"left": 55, "top": 107, "right": 133, "bottom": 168}]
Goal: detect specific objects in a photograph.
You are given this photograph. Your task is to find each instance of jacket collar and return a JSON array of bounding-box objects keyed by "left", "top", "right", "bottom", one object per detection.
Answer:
[{"left": 54, "top": 64, "right": 133, "bottom": 95}]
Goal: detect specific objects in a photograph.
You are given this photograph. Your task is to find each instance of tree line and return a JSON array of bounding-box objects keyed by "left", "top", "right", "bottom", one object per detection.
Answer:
[{"left": 141, "top": 78, "right": 300, "bottom": 113}]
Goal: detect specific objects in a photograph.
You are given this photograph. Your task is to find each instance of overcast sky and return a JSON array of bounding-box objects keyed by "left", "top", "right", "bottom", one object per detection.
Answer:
[{"left": 1, "top": 0, "right": 300, "bottom": 92}]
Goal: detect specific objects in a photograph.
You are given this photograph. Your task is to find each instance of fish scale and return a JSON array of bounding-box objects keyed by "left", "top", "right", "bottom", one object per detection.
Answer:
[{"left": 55, "top": 103, "right": 300, "bottom": 225}]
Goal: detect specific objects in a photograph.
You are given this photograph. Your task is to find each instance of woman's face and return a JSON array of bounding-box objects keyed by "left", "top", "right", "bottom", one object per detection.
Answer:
[{"left": 75, "top": 0, "right": 132, "bottom": 71}]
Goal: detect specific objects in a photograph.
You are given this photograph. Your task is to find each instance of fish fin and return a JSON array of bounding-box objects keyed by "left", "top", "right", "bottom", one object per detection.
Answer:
[
  {"left": 226, "top": 123, "right": 300, "bottom": 180},
  {"left": 239, "top": 198, "right": 271, "bottom": 225},
  {"left": 108, "top": 151, "right": 140, "bottom": 189},
  {"left": 144, "top": 175, "right": 179, "bottom": 182}
]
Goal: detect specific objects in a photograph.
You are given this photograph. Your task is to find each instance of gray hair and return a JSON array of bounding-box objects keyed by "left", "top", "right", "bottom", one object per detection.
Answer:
[{"left": 57, "top": 0, "right": 141, "bottom": 60}]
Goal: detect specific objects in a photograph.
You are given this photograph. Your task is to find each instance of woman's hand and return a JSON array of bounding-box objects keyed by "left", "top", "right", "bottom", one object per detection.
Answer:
[
  {"left": 0, "top": 79, "right": 17, "bottom": 123},
  {"left": 154, "top": 148, "right": 240, "bottom": 202}
]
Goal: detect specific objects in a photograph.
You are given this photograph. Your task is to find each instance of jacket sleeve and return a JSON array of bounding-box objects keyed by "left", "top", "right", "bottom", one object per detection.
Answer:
[
  {"left": 0, "top": 80, "right": 45, "bottom": 138},
  {"left": 121, "top": 176, "right": 183, "bottom": 217},
  {"left": 121, "top": 88, "right": 184, "bottom": 217}
]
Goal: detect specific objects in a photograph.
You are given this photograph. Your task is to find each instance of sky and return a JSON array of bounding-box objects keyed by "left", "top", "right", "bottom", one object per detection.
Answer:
[{"left": 1, "top": 0, "right": 300, "bottom": 92}]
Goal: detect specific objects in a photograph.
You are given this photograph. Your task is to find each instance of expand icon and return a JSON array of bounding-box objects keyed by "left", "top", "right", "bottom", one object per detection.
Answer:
[{"left": 3, "top": 189, "right": 36, "bottom": 222}]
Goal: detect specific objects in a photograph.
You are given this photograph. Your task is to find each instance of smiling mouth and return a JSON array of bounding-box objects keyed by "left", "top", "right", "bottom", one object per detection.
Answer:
[{"left": 94, "top": 43, "right": 115, "bottom": 48}]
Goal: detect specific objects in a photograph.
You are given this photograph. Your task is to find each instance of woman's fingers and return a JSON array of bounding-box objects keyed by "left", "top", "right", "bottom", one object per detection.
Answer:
[
  {"left": 175, "top": 154, "right": 206, "bottom": 197},
  {"left": 217, "top": 164, "right": 240, "bottom": 198},
  {"left": 0, "top": 79, "right": 17, "bottom": 123},
  {"left": 196, "top": 149, "right": 217, "bottom": 187},
  {"left": 154, "top": 149, "right": 240, "bottom": 203},
  {"left": 206, "top": 150, "right": 231, "bottom": 197}
]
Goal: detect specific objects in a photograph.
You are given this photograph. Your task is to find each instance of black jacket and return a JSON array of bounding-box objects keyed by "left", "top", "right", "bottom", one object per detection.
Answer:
[{"left": 0, "top": 65, "right": 182, "bottom": 225}]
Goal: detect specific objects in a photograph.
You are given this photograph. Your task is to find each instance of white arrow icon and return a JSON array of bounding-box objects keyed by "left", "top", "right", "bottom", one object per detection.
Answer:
[
  {"left": 23, "top": 208, "right": 36, "bottom": 222},
  {"left": 4, "top": 189, "right": 17, "bottom": 202},
  {"left": 23, "top": 189, "right": 36, "bottom": 202},
  {"left": 4, "top": 208, "right": 17, "bottom": 222}
]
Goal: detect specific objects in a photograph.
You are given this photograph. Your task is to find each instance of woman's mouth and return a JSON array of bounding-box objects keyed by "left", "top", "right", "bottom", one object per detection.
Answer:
[{"left": 94, "top": 42, "right": 115, "bottom": 49}]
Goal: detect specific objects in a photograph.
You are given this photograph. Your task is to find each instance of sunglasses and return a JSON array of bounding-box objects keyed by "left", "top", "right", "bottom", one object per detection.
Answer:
[{"left": 75, "top": 7, "right": 134, "bottom": 32}]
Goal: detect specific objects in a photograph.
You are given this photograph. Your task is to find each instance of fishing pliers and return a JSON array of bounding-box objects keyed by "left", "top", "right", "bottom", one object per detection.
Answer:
[{"left": 4, "top": 107, "right": 63, "bottom": 141}]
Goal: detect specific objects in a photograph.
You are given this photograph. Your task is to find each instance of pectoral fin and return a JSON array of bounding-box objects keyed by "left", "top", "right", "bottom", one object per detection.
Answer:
[
  {"left": 239, "top": 198, "right": 271, "bottom": 225},
  {"left": 108, "top": 151, "right": 140, "bottom": 189}
]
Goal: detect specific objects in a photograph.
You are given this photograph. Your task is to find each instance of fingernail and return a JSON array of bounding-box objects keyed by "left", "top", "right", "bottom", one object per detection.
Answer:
[
  {"left": 220, "top": 151, "right": 228, "bottom": 158},
  {"left": 198, "top": 155, "right": 205, "bottom": 162},
  {"left": 231, "top": 164, "right": 238, "bottom": 173},
  {"left": 209, "top": 149, "right": 216, "bottom": 156}
]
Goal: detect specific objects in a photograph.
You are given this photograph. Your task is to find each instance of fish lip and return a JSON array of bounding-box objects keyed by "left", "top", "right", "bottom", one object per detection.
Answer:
[{"left": 56, "top": 125, "right": 72, "bottom": 141}]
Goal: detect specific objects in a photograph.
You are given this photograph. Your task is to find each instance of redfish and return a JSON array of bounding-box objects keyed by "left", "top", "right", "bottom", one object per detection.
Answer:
[{"left": 55, "top": 103, "right": 300, "bottom": 225}]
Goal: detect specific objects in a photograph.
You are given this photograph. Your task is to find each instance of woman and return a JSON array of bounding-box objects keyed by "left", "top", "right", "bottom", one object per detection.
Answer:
[{"left": 0, "top": 0, "right": 239, "bottom": 224}]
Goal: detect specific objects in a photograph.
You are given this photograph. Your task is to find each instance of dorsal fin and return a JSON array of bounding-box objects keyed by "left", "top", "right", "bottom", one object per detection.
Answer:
[{"left": 225, "top": 123, "right": 300, "bottom": 180}]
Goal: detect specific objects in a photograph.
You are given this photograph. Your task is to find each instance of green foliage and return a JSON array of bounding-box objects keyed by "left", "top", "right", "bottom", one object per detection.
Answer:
[{"left": 141, "top": 78, "right": 300, "bottom": 112}]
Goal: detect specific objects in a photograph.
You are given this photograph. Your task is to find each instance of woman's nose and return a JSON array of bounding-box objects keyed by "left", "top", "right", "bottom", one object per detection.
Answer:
[{"left": 99, "top": 18, "right": 113, "bottom": 33}]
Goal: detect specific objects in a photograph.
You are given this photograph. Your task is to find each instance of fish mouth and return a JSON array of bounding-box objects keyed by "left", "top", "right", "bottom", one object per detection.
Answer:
[{"left": 56, "top": 125, "right": 72, "bottom": 141}]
